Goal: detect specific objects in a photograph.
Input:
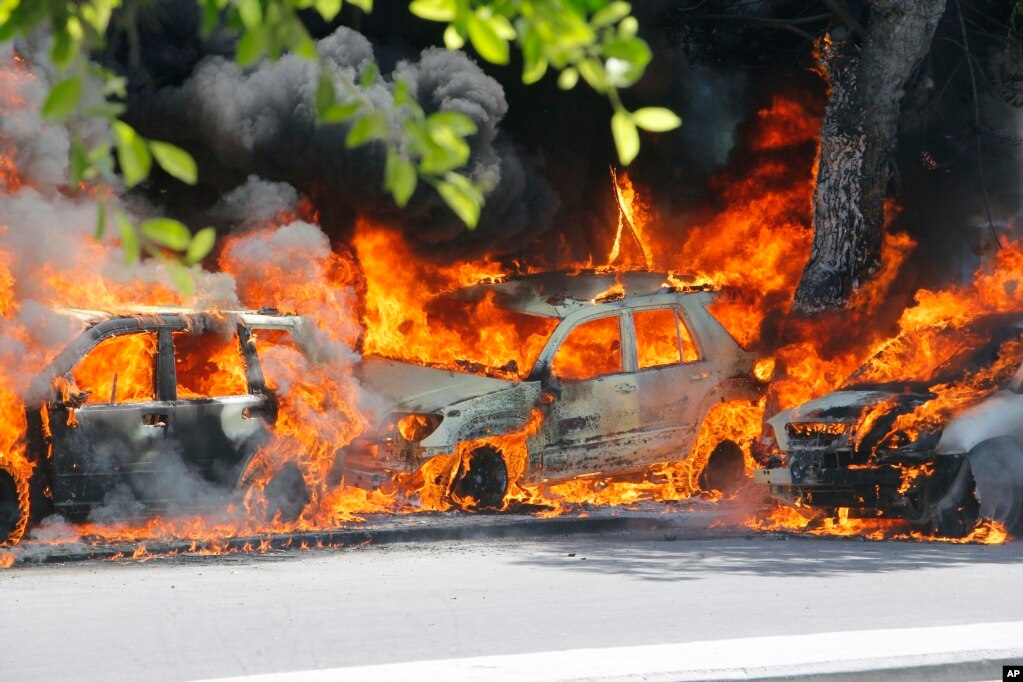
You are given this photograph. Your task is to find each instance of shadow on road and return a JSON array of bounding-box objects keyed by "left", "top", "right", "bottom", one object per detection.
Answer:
[{"left": 511, "top": 533, "right": 1023, "bottom": 581}]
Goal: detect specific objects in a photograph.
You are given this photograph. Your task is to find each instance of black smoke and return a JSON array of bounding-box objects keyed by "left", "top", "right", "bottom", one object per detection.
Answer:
[{"left": 104, "top": 3, "right": 557, "bottom": 260}]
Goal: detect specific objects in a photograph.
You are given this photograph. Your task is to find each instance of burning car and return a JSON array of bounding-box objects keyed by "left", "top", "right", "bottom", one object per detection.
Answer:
[
  {"left": 755, "top": 314, "right": 1023, "bottom": 537},
  {"left": 0, "top": 308, "right": 311, "bottom": 545},
  {"left": 346, "top": 271, "right": 764, "bottom": 507}
]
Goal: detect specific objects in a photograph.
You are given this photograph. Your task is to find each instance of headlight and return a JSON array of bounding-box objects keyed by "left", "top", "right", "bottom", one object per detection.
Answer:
[{"left": 393, "top": 413, "right": 443, "bottom": 443}]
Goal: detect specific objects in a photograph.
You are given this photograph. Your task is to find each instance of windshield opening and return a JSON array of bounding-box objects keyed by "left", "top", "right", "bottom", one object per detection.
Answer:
[
  {"left": 385, "top": 291, "right": 559, "bottom": 380},
  {"left": 844, "top": 322, "right": 1023, "bottom": 389}
]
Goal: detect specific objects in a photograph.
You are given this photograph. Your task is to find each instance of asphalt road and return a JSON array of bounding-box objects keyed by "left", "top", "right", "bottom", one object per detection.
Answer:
[{"left": 2, "top": 522, "right": 1022, "bottom": 681}]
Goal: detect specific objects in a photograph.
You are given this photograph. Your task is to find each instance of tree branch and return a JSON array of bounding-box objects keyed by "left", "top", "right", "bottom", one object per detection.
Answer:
[
  {"left": 818, "top": 0, "right": 867, "bottom": 39},
  {"left": 954, "top": 0, "right": 1002, "bottom": 248}
]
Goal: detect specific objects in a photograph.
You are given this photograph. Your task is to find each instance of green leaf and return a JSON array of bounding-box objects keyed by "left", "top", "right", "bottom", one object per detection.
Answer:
[
  {"left": 186, "top": 226, "right": 217, "bottom": 264},
  {"left": 577, "top": 58, "right": 606, "bottom": 92},
  {"left": 427, "top": 111, "right": 477, "bottom": 137},
  {"left": 149, "top": 141, "right": 198, "bottom": 185},
  {"left": 169, "top": 262, "right": 196, "bottom": 298},
  {"left": 345, "top": 112, "right": 388, "bottom": 147},
  {"left": 95, "top": 200, "right": 106, "bottom": 239},
  {"left": 236, "top": 0, "right": 262, "bottom": 29},
  {"left": 601, "top": 37, "right": 651, "bottom": 68},
  {"left": 393, "top": 79, "right": 411, "bottom": 106},
  {"left": 443, "top": 24, "right": 465, "bottom": 49},
  {"left": 409, "top": 0, "right": 455, "bottom": 21},
  {"left": 140, "top": 217, "right": 192, "bottom": 251},
  {"left": 201, "top": 0, "right": 220, "bottom": 35},
  {"left": 111, "top": 121, "right": 152, "bottom": 188},
  {"left": 558, "top": 67, "right": 579, "bottom": 90},
  {"left": 315, "top": 73, "right": 336, "bottom": 117},
  {"left": 70, "top": 139, "right": 89, "bottom": 185},
  {"left": 360, "top": 62, "right": 378, "bottom": 88},
  {"left": 314, "top": 0, "right": 342, "bottom": 21},
  {"left": 294, "top": 35, "right": 318, "bottom": 61},
  {"left": 322, "top": 102, "right": 361, "bottom": 123},
  {"left": 83, "top": 102, "right": 127, "bottom": 119},
  {"left": 50, "top": 30, "right": 78, "bottom": 70},
  {"left": 236, "top": 30, "right": 265, "bottom": 66},
  {"left": 385, "top": 150, "right": 417, "bottom": 207},
  {"left": 618, "top": 16, "right": 638, "bottom": 38},
  {"left": 100, "top": 75, "right": 128, "bottom": 99},
  {"left": 116, "top": 213, "right": 140, "bottom": 265},
  {"left": 631, "top": 107, "right": 682, "bottom": 132},
  {"left": 591, "top": 2, "right": 631, "bottom": 28},
  {"left": 611, "top": 111, "right": 639, "bottom": 165},
  {"left": 467, "top": 11, "right": 509, "bottom": 65},
  {"left": 488, "top": 14, "right": 516, "bottom": 40},
  {"left": 436, "top": 173, "right": 483, "bottom": 228},
  {"left": 42, "top": 76, "right": 83, "bottom": 121},
  {"left": 521, "top": 29, "right": 547, "bottom": 84},
  {"left": 348, "top": 0, "right": 372, "bottom": 11}
]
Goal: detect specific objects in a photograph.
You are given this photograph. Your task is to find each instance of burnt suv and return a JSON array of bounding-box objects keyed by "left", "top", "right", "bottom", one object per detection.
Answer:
[
  {"left": 346, "top": 271, "right": 765, "bottom": 505},
  {"left": 0, "top": 308, "right": 308, "bottom": 545},
  {"left": 755, "top": 315, "right": 1023, "bottom": 537}
]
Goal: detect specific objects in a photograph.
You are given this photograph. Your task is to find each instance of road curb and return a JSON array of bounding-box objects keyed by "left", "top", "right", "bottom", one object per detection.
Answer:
[{"left": 206, "top": 622, "right": 1023, "bottom": 682}]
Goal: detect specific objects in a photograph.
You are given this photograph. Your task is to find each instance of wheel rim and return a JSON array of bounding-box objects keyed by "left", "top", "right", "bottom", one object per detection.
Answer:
[{"left": 451, "top": 446, "right": 508, "bottom": 510}]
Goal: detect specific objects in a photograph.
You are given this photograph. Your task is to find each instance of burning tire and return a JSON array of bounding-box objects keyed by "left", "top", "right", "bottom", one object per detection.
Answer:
[
  {"left": 451, "top": 446, "right": 508, "bottom": 510},
  {"left": 967, "top": 437, "right": 1023, "bottom": 536},
  {"left": 698, "top": 441, "right": 746, "bottom": 496},
  {"left": 263, "top": 462, "right": 311, "bottom": 523},
  {"left": 0, "top": 468, "right": 26, "bottom": 546}
]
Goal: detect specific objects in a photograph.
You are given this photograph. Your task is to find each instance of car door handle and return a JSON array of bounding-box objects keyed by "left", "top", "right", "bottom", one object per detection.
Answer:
[
  {"left": 690, "top": 371, "right": 710, "bottom": 381},
  {"left": 615, "top": 383, "right": 637, "bottom": 393},
  {"left": 142, "top": 413, "right": 168, "bottom": 427}
]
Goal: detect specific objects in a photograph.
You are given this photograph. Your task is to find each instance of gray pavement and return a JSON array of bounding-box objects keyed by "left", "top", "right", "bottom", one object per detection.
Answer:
[{"left": 1, "top": 523, "right": 1021, "bottom": 681}]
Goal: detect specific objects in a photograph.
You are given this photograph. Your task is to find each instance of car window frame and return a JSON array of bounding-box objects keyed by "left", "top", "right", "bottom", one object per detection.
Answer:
[
  {"left": 628, "top": 305, "right": 703, "bottom": 372},
  {"left": 169, "top": 325, "right": 253, "bottom": 401},
  {"left": 63, "top": 327, "right": 169, "bottom": 406},
  {"left": 545, "top": 311, "right": 630, "bottom": 383}
]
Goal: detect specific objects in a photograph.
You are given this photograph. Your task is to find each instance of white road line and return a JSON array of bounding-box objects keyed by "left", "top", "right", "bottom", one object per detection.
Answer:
[{"left": 204, "top": 621, "right": 1023, "bottom": 682}]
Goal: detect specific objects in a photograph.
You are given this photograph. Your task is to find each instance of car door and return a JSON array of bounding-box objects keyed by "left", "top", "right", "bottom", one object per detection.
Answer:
[
  {"left": 165, "top": 322, "right": 272, "bottom": 491},
  {"left": 49, "top": 329, "right": 173, "bottom": 513},
  {"left": 536, "top": 313, "right": 641, "bottom": 479},
  {"left": 628, "top": 305, "right": 707, "bottom": 464}
]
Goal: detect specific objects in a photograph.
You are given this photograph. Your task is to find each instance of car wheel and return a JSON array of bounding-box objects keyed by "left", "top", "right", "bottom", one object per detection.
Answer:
[
  {"left": 0, "top": 468, "right": 26, "bottom": 546},
  {"left": 698, "top": 441, "right": 746, "bottom": 496},
  {"left": 451, "top": 446, "right": 508, "bottom": 510},
  {"left": 263, "top": 462, "right": 311, "bottom": 523},
  {"left": 968, "top": 436, "right": 1023, "bottom": 536}
]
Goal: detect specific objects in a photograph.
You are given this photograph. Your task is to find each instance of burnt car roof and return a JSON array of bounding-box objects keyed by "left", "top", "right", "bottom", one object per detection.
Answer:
[
  {"left": 447, "top": 270, "right": 713, "bottom": 318},
  {"left": 56, "top": 306, "right": 300, "bottom": 326},
  {"left": 26, "top": 307, "right": 308, "bottom": 406}
]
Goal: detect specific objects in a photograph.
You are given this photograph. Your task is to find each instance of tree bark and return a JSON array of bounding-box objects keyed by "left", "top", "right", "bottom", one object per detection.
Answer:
[{"left": 792, "top": 0, "right": 946, "bottom": 315}]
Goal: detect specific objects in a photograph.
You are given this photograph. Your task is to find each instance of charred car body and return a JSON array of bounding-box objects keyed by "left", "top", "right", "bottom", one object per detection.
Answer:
[
  {"left": 346, "top": 271, "right": 764, "bottom": 505},
  {"left": 755, "top": 315, "right": 1023, "bottom": 537},
  {"left": 0, "top": 308, "right": 308, "bottom": 544}
]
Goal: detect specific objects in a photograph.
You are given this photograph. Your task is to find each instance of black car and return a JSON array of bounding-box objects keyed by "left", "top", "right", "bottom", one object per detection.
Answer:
[
  {"left": 0, "top": 308, "right": 310, "bottom": 545},
  {"left": 755, "top": 315, "right": 1023, "bottom": 537}
]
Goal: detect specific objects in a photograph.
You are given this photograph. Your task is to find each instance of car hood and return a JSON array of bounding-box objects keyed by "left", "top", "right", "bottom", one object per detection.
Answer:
[
  {"left": 769, "top": 387, "right": 938, "bottom": 451},
  {"left": 358, "top": 356, "right": 522, "bottom": 413}
]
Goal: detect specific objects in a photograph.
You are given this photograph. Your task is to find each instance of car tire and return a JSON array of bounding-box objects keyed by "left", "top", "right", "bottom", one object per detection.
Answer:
[
  {"left": 263, "top": 462, "right": 311, "bottom": 523},
  {"left": 698, "top": 440, "right": 746, "bottom": 496},
  {"left": 968, "top": 436, "right": 1023, "bottom": 536},
  {"left": 0, "top": 468, "right": 26, "bottom": 546},
  {"left": 451, "top": 446, "right": 508, "bottom": 510}
]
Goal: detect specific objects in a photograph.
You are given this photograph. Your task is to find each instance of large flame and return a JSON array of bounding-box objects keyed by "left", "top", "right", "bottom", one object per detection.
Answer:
[{"left": 0, "top": 46, "right": 1018, "bottom": 566}]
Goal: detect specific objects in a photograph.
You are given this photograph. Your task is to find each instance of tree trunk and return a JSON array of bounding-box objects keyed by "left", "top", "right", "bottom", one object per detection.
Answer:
[{"left": 792, "top": 0, "right": 945, "bottom": 315}]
